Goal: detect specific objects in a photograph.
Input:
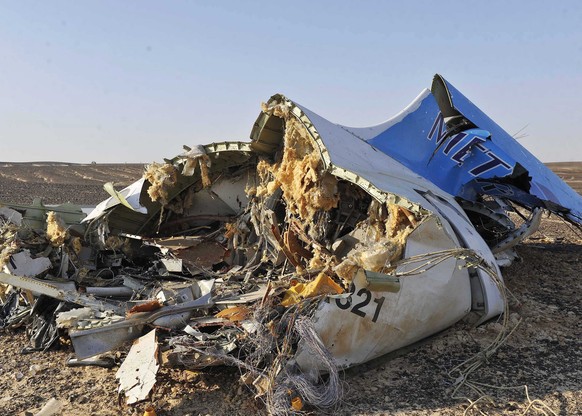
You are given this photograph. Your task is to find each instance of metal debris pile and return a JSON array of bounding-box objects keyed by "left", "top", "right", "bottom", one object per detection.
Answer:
[{"left": 1, "top": 74, "right": 581, "bottom": 414}]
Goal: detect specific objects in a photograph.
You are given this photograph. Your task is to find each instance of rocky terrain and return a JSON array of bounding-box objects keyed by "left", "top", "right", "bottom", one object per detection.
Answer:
[{"left": 0, "top": 162, "right": 580, "bottom": 415}]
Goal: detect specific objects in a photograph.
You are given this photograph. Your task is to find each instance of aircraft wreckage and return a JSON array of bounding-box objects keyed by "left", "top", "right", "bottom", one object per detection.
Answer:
[{"left": 1, "top": 74, "right": 581, "bottom": 413}]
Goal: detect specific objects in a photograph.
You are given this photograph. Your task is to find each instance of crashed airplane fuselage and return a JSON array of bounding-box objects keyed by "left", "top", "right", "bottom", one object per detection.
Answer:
[
  {"left": 79, "top": 79, "right": 517, "bottom": 370},
  {"left": 2, "top": 74, "right": 581, "bottom": 412},
  {"left": 79, "top": 76, "right": 581, "bottom": 372}
]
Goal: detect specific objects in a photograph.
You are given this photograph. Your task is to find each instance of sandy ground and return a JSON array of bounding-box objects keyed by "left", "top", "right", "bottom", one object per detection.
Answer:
[
  {"left": 546, "top": 162, "right": 582, "bottom": 195},
  {"left": 0, "top": 162, "right": 580, "bottom": 415},
  {"left": 0, "top": 162, "right": 144, "bottom": 205}
]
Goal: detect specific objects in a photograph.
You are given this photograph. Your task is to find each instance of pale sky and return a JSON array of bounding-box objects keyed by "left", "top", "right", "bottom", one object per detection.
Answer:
[{"left": 1, "top": 1, "right": 581, "bottom": 163}]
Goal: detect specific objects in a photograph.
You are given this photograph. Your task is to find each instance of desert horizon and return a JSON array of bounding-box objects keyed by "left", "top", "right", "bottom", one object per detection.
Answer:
[{"left": 1, "top": 161, "right": 581, "bottom": 205}]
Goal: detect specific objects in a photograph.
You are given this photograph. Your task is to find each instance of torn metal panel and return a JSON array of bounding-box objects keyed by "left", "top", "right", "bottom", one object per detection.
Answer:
[
  {"left": 214, "top": 284, "right": 269, "bottom": 305},
  {"left": 176, "top": 188, "right": 236, "bottom": 218},
  {"left": 55, "top": 307, "right": 94, "bottom": 328},
  {"left": 69, "top": 293, "right": 213, "bottom": 359},
  {"left": 432, "top": 75, "right": 582, "bottom": 223},
  {"left": 116, "top": 329, "right": 159, "bottom": 404},
  {"left": 350, "top": 75, "right": 582, "bottom": 226},
  {"left": 160, "top": 257, "right": 183, "bottom": 272},
  {"left": 490, "top": 207, "right": 543, "bottom": 254},
  {"left": 207, "top": 175, "right": 249, "bottom": 214},
  {"left": 83, "top": 178, "right": 148, "bottom": 223},
  {"left": 84, "top": 286, "right": 134, "bottom": 297},
  {"left": 0, "top": 272, "right": 123, "bottom": 313},
  {"left": 294, "top": 216, "right": 472, "bottom": 370},
  {"left": 66, "top": 355, "right": 116, "bottom": 368},
  {"left": 0, "top": 198, "right": 86, "bottom": 229},
  {"left": 422, "top": 192, "right": 504, "bottom": 322},
  {"left": 103, "top": 181, "right": 144, "bottom": 211},
  {"left": 175, "top": 241, "right": 226, "bottom": 271},
  {"left": 0, "top": 206, "right": 23, "bottom": 226},
  {"left": 4, "top": 250, "right": 52, "bottom": 277}
]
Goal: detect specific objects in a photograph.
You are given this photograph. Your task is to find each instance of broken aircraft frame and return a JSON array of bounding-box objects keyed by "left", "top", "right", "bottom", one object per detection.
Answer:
[{"left": 1, "top": 74, "right": 581, "bottom": 413}]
